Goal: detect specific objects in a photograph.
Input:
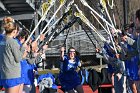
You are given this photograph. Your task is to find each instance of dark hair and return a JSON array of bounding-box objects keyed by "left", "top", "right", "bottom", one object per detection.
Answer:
[
  {"left": 129, "top": 22, "right": 135, "bottom": 28},
  {"left": 136, "top": 9, "right": 140, "bottom": 21},
  {"left": 68, "top": 47, "right": 80, "bottom": 56},
  {"left": 124, "top": 24, "right": 130, "bottom": 30},
  {"left": 68, "top": 47, "right": 76, "bottom": 53},
  {"left": 121, "top": 31, "right": 127, "bottom": 37},
  {"left": 16, "top": 29, "right": 29, "bottom": 40}
]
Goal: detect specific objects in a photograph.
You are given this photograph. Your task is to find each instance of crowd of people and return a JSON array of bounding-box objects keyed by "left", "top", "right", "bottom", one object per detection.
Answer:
[
  {"left": 1, "top": 5, "right": 140, "bottom": 93},
  {"left": 95, "top": 9, "right": 140, "bottom": 93},
  {"left": 0, "top": 17, "right": 48, "bottom": 93},
  {"left": 0, "top": 16, "right": 83, "bottom": 93}
]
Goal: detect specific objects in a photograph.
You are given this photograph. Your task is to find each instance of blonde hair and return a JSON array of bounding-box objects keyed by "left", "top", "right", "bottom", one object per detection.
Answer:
[
  {"left": 2, "top": 17, "right": 18, "bottom": 34},
  {"left": 3, "top": 17, "right": 14, "bottom": 24}
]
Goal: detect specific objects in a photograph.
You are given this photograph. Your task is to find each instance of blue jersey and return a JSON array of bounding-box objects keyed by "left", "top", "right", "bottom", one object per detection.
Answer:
[
  {"left": 60, "top": 55, "right": 80, "bottom": 73},
  {"left": 125, "top": 44, "right": 139, "bottom": 80},
  {"left": 0, "top": 34, "right": 4, "bottom": 86},
  {"left": 15, "top": 38, "right": 36, "bottom": 85},
  {"left": 59, "top": 55, "right": 81, "bottom": 91},
  {"left": 20, "top": 59, "right": 36, "bottom": 85},
  {"left": 0, "top": 34, "right": 4, "bottom": 41},
  {"left": 103, "top": 43, "right": 115, "bottom": 73}
]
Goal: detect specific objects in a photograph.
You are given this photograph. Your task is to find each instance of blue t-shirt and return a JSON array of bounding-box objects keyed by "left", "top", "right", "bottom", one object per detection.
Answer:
[
  {"left": 125, "top": 43, "right": 139, "bottom": 80},
  {"left": 103, "top": 43, "right": 115, "bottom": 73},
  {"left": 60, "top": 55, "right": 80, "bottom": 73},
  {"left": 0, "top": 34, "right": 4, "bottom": 41}
]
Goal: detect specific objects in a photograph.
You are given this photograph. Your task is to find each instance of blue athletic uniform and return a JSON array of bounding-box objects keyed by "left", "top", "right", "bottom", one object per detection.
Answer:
[
  {"left": 20, "top": 60, "right": 36, "bottom": 85},
  {"left": 103, "top": 43, "right": 115, "bottom": 74},
  {"left": 59, "top": 55, "right": 81, "bottom": 91},
  {"left": 125, "top": 44, "right": 139, "bottom": 81},
  {"left": 15, "top": 39, "right": 36, "bottom": 85},
  {"left": 0, "top": 34, "right": 4, "bottom": 86},
  {"left": 0, "top": 36, "right": 23, "bottom": 88}
]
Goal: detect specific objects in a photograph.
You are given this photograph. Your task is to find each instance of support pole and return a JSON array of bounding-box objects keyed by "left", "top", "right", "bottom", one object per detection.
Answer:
[
  {"left": 123, "top": 0, "right": 128, "bottom": 26},
  {"left": 34, "top": 12, "right": 39, "bottom": 38},
  {"left": 100, "top": 58, "right": 103, "bottom": 69}
]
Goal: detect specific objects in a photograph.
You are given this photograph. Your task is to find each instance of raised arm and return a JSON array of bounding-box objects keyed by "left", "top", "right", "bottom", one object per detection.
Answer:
[
  {"left": 122, "top": 35, "right": 137, "bottom": 49},
  {"left": 60, "top": 47, "right": 65, "bottom": 61}
]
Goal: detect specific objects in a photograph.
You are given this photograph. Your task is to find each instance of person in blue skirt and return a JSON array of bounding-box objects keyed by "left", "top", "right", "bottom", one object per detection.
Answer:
[
  {"left": 15, "top": 30, "right": 44, "bottom": 93},
  {"left": 59, "top": 46, "right": 84, "bottom": 93},
  {"left": 0, "top": 17, "right": 26, "bottom": 93}
]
